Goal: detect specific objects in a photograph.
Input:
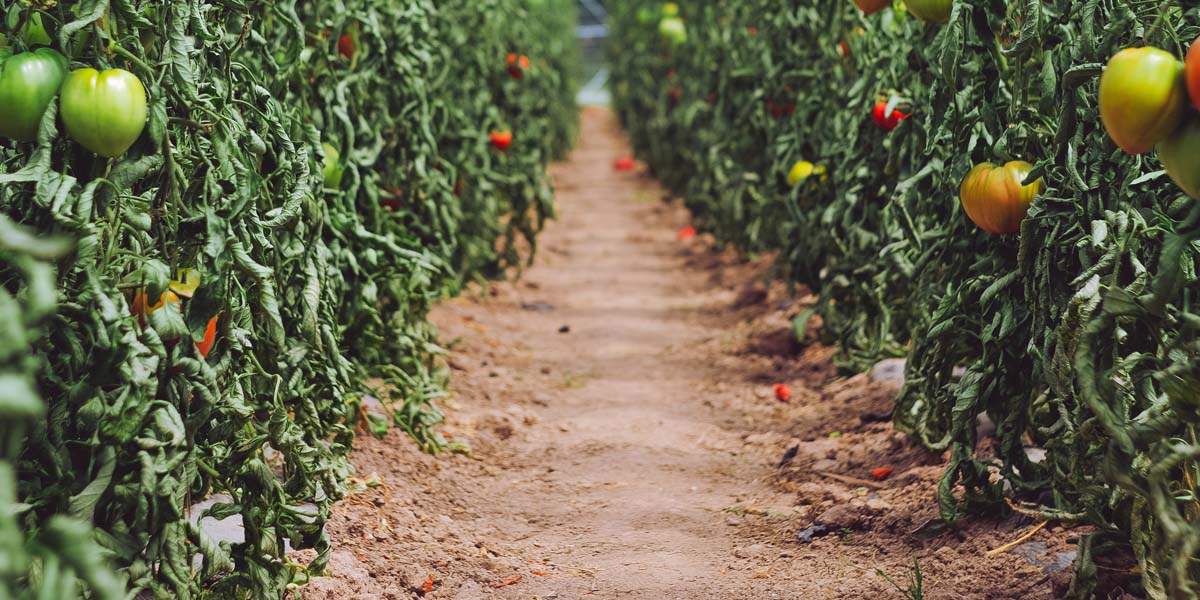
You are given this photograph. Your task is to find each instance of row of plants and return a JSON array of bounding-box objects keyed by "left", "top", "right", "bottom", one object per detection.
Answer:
[
  {"left": 609, "top": 0, "right": 1199, "bottom": 597},
  {"left": 0, "top": 1, "right": 578, "bottom": 598}
]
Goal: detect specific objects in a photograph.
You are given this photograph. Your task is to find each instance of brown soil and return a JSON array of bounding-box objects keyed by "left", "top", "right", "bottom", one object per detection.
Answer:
[{"left": 294, "top": 107, "right": 1079, "bottom": 600}]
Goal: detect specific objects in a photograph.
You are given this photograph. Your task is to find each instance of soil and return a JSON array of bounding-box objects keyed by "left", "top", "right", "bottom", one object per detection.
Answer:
[{"left": 293, "top": 108, "right": 1083, "bottom": 600}]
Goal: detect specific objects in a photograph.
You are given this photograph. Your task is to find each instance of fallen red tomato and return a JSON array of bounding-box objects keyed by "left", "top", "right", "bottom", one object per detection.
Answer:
[
  {"left": 871, "top": 467, "right": 893, "bottom": 481},
  {"left": 489, "top": 130, "right": 513, "bottom": 153},
  {"left": 773, "top": 383, "right": 791, "bottom": 402},
  {"left": 872, "top": 101, "right": 909, "bottom": 131},
  {"left": 614, "top": 157, "right": 635, "bottom": 171},
  {"left": 676, "top": 226, "right": 696, "bottom": 241}
]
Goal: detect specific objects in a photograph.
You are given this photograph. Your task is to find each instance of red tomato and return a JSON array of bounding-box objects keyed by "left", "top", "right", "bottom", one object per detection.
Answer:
[
  {"left": 614, "top": 157, "right": 635, "bottom": 171},
  {"left": 872, "top": 101, "right": 909, "bottom": 131},
  {"left": 506, "top": 53, "right": 525, "bottom": 79},
  {"left": 195, "top": 315, "right": 218, "bottom": 358},
  {"left": 337, "top": 34, "right": 354, "bottom": 60},
  {"left": 676, "top": 226, "right": 696, "bottom": 241},
  {"left": 489, "top": 130, "right": 513, "bottom": 152},
  {"left": 1187, "top": 37, "right": 1200, "bottom": 112},
  {"left": 854, "top": 0, "right": 891, "bottom": 14},
  {"left": 773, "top": 383, "right": 791, "bottom": 402},
  {"left": 871, "top": 467, "right": 893, "bottom": 481},
  {"left": 766, "top": 99, "right": 796, "bottom": 119}
]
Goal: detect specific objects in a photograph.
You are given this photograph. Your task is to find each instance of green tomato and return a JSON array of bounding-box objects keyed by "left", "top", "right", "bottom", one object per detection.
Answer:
[
  {"left": 1158, "top": 116, "right": 1200, "bottom": 199},
  {"left": 0, "top": 48, "right": 68, "bottom": 142},
  {"left": 1100, "top": 47, "right": 1186, "bottom": 155},
  {"left": 659, "top": 17, "right": 687, "bottom": 46},
  {"left": 637, "top": 7, "right": 657, "bottom": 25},
  {"left": 60, "top": 68, "right": 148, "bottom": 157},
  {"left": 905, "top": 0, "right": 953, "bottom": 23},
  {"left": 322, "top": 143, "right": 344, "bottom": 188},
  {"left": 662, "top": 2, "right": 680, "bottom": 17}
]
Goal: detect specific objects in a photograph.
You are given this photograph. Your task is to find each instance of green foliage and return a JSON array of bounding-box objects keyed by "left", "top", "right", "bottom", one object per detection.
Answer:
[
  {"left": 0, "top": 0, "right": 577, "bottom": 597},
  {"left": 609, "top": 0, "right": 1200, "bottom": 596}
]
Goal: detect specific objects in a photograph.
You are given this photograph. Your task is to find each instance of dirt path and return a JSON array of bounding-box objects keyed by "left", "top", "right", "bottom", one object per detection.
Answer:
[{"left": 298, "top": 108, "right": 1077, "bottom": 600}]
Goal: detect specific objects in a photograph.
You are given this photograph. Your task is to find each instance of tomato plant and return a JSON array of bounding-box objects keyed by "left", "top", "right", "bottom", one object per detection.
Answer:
[
  {"left": 0, "top": 49, "right": 67, "bottom": 142},
  {"left": 1158, "top": 116, "right": 1200, "bottom": 199},
  {"left": 958, "top": 161, "right": 1043, "bottom": 235},
  {"left": 872, "top": 101, "right": 908, "bottom": 131},
  {"left": 1187, "top": 36, "right": 1200, "bottom": 112},
  {"left": 322, "top": 142, "right": 344, "bottom": 188},
  {"left": 1098, "top": 47, "right": 1186, "bottom": 154},
  {"left": 853, "top": 0, "right": 890, "bottom": 15},
  {"left": 60, "top": 68, "right": 148, "bottom": 157},
  {"left": 905, "top": 0, "right": 952, "bottom": 23}
]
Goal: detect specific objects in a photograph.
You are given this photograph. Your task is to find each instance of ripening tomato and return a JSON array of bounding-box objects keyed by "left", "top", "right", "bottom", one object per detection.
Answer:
[
  {"left": 195, "top": 315, "right": 218, "bottom": 358},
  {"left": 132, "top": 289, "right": 181, "bottom": 327},
  {"left": 0, "top": 49, "right": 67, "bottom": 142},
  {"left": 1186, "top": 37, "right": 1200, "bottom": 112},
  {"left": 489, "top": 130, "right": 513, "bottom": 153},
  {"left": 959, "top": 161, "right": 1043, "bottom": 235},
  {"left": 854, "top": 0, "right": 890, "bottom": 14},
  {"left": 1158, "top": 116, "right": 1200, "bottom": 199},
  {"left": 60, "top": 68, "right": 148, "bottom": 157},
  {"left": 659, "top": 17, "right": 687, "bottom": 46},
  {"left": 906, "top": 0, "right": 953, "bottom": 23},
  {"left": 322, "top": 143, "right": 344, "bottom": 188},
  {"left": 338, "top": 34, "right": 354, "bottom": 60},
  {"left": 872, "top": 101, "right": 909, "bottom": 131},
  {"left": 1099, "top": 47, "right": 1186, "bottom": 154}
]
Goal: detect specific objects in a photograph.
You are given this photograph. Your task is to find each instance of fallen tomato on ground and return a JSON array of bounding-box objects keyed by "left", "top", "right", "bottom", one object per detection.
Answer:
[
  {"left": 0, "top": 48, "right": 68, "bottom": 142},
  {"left": 958, "top": 160, "right": 1043, "bottom": 234},
  {"left": 614, "top": 157, "right": 635, "bottom": 171},
  {"left": 60, "top": 67, "right": 148, "bottom": 157},
  {"left": 871, "top": 467, "right": 893, "bottom": 481},
  {"left": 1099, "top": 47, "right": 1186, "bottom": 154},
  {"left": 489, "top": 130, "right": 513, "bottom": 152},
  {"left": 676, "top": 226, "right": 696, "bottom": 241},
  {"left": 872, "top": 101, "right": 909, "bottom": 131},
  {"left": 774, "top": 383, "right": 790, "bottom": 402}
]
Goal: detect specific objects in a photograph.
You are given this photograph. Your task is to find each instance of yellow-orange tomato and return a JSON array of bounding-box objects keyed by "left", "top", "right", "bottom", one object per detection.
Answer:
[
  {"left": 853, "top": 0, "right": 891, "bottom": 13},
  {"left": 959, "top": 161, "right": 1043, "bottom": 235},
  {"left": 132, "top": 289, "right": 181, "bottom": 325},
  {"left": 1099, "top": 47, "right": 1187, "bottom": 154}
]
